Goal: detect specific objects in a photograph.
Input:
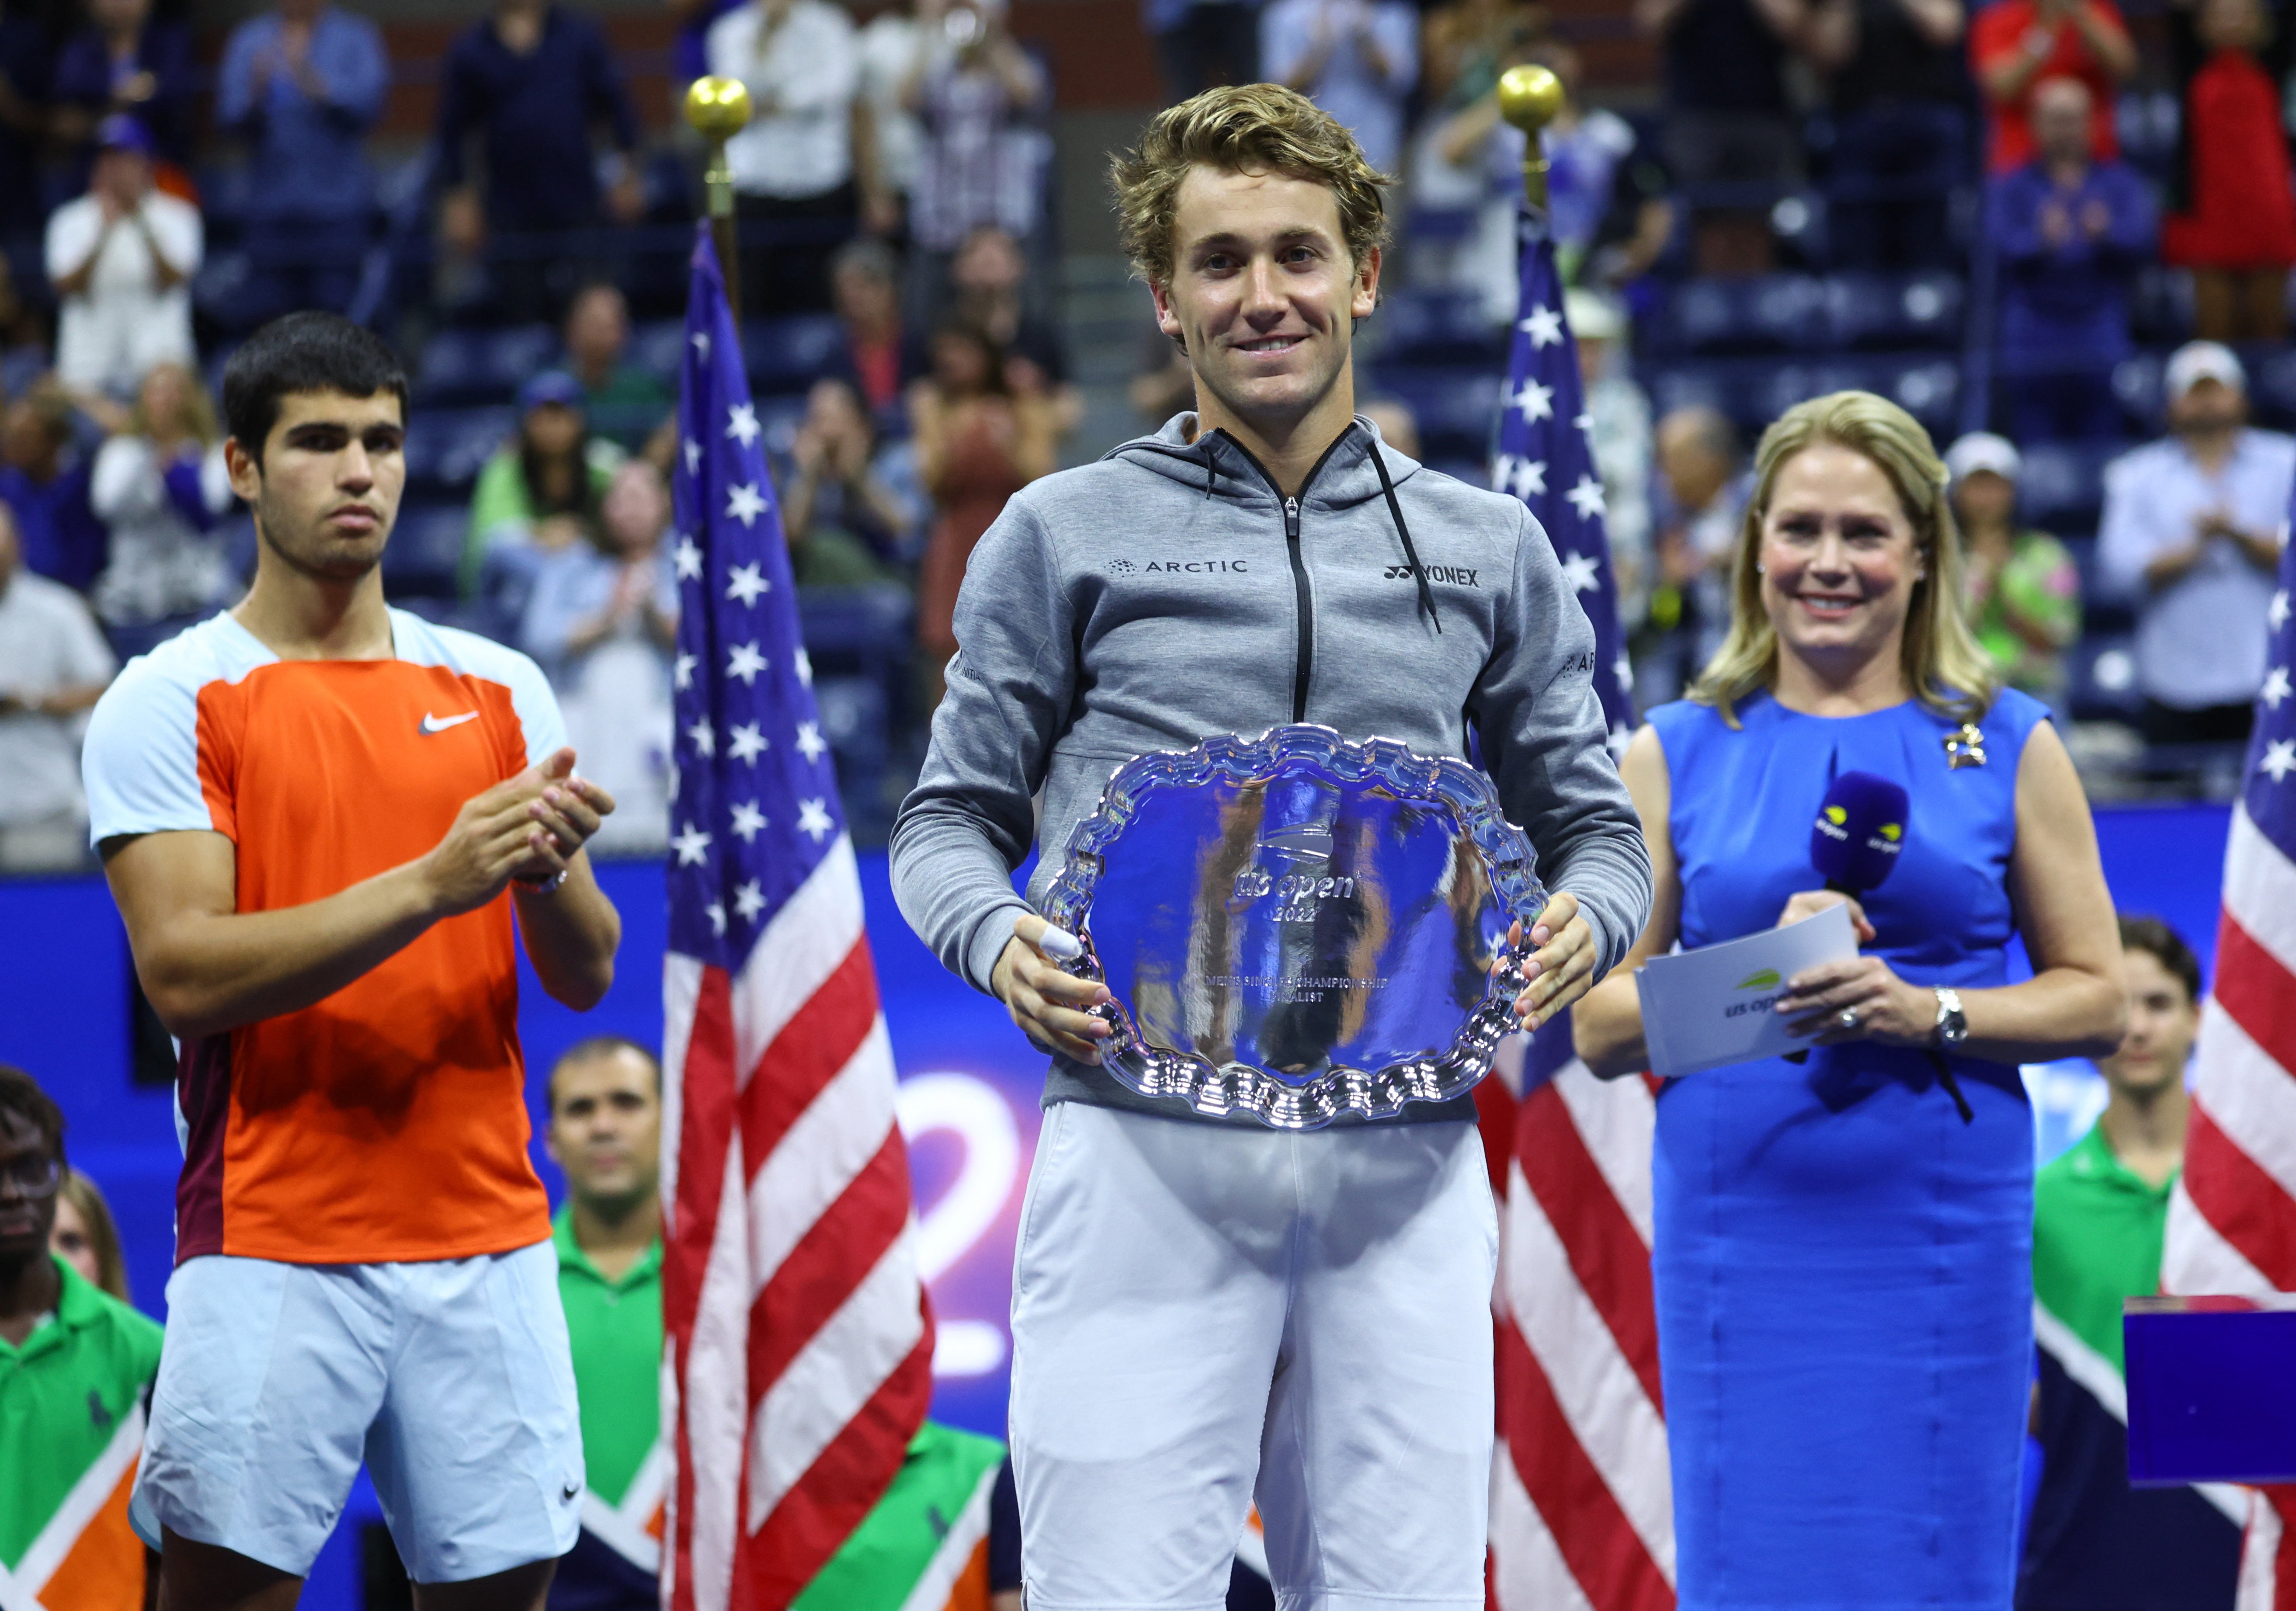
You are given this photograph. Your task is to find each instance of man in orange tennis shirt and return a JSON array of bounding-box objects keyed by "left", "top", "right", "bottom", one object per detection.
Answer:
[{"left": 81, "top": 312, "right": 624, "bottom": 1610}]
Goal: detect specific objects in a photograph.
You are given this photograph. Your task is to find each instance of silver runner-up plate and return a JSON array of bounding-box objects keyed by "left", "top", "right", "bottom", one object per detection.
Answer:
[{"left": 1040, "top": 724, "right": 1546, "bottom": 1130}]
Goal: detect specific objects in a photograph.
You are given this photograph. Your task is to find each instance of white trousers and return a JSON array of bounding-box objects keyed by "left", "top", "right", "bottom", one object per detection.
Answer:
[{"left": 1009, "top": 1101, "right": 1498, "bottom": 1611}]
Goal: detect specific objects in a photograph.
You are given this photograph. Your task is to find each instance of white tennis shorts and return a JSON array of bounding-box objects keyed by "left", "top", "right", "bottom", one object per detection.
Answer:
[
  {"left": 130, "top": 1241, "right": 583, "bottom": 1581},
  {"left": 1009, "top": 1101, "right": 1498, "bottom": 1611}
]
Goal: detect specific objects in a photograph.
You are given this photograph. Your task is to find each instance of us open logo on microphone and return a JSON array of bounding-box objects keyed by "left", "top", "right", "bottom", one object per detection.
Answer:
[{"left": 1813, "top": 803, "right": 1904, "bottom": 862}]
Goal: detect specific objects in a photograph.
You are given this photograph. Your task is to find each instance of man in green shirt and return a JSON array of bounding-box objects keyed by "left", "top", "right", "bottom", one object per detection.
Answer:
[
  {"left": 543, "top": 1034, "right": 668, "bottom": 1610},
  {"left": 0, "top": 1063, "right": 163, "bottom": 1611},
  {"left": 2020, "top": 917, "right": 2241, "bottom": 1611}
]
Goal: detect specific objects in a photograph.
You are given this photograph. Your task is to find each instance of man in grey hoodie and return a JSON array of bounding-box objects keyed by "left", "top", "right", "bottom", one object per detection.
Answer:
[{"left": 890, "top": 84, "right": 1653, "bottom": 1610}]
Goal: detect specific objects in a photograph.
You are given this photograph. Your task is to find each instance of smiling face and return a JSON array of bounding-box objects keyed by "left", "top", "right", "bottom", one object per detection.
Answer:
[
  {"left": 1756, "top": 441, "right": 1927, "bottom": 674},
  {"left": 1151, "top": 166, "right": 1378, "bottom": 437},
  {"left": 227, "top": 388, "right": 406, "bottom": 583}
]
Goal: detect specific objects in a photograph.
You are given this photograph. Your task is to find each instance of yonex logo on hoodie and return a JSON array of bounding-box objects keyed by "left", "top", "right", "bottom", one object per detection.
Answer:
[{"left": 1384, "top": 563, "right": 1480, "bottom": 587}]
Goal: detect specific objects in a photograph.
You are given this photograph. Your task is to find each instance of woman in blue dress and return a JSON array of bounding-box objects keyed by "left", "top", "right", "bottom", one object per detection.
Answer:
[{"left": 1573, "top": 392, "right": 2127, "bottom": 1609}]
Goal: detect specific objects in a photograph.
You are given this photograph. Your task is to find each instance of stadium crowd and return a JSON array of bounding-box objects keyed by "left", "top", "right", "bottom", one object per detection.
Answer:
[{"left": 0, "top": 0, "right": 2290, "bottom": 870}]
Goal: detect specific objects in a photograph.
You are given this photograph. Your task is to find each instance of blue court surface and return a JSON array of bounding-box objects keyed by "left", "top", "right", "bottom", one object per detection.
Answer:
[{"left": 0, "top": 800, "right": 2234, "bottom": 1602}]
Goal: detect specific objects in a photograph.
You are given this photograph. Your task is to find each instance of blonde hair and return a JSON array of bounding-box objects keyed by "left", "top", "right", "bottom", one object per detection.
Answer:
[
  {"left": 1688, "top": 390, "right": 1998, "bottom": 727},
  {"left": 56, "top": 1167, "right": 130, "bottom": 1303},
  {"left": 131, "top": 361, "right": 221, "bottom": 447},
  {"left": 1109, "top": 83, "right": 1393, "bottom": 289}
]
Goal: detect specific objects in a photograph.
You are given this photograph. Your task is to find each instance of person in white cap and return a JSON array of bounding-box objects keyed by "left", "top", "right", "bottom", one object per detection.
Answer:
[
  {"left": 2098, "top": 340, "right": 2293, "bottom": 744},
  {"left": 1945, "top": 431, "right": 2081, "bottom": 702}
]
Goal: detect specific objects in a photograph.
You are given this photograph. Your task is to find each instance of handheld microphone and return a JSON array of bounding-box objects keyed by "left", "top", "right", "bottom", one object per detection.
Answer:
[
  {"left": 1794, "top": 773, "right": 1969, "bottom": 1122},
  {"left": 1809, "top": 771, "right": 1908, "bottom": 897}
]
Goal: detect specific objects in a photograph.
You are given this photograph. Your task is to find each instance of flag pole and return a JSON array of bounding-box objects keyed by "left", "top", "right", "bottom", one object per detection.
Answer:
[
  {"left": 684, "top": 75, "right": 753, "bottom": 322},
  {"left": 1496, "top": 65, "right": 1563, "bottom": 215}
]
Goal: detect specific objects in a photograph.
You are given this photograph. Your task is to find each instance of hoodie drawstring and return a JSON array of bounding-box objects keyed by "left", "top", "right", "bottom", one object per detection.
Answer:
[{"left": 1368, "top": 444, "right": 1442, "bottom": 635}]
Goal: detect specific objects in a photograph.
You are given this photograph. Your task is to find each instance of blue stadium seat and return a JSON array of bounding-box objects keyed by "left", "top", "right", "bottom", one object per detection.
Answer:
[
  {"left": 191, "top": 251, "right": 269, "bottom": 336},
  {"left": 1368, "top": 365, "right": 1506, "bottom": 461},
  {"left": 402, "top": 406, "right": 514, "bottom": 494},
  {"left": 2057, "top": 535, "right": 2136, "bottom": 636},
  {"left": 2247, "top": 347, "right": 2296, "bottom": 432},
  {"left": 413, "top": 324, "right": 559, "bottom": 407},
  {"left": 1374, "top": 288, "right": 1501, "bottom": 366},
  {"left": 743, "top": 315, "right": 846, "bottom": 396},
  {"left": 1823, "top": 273, "right": 1963, "bottom": 351},
  {"left": 2129, "top": 269, "right": 2192, "bottom": 345},
  {"left": 2067, "top": 632, "right": 2144, "bottom": 721},
  {"left": 629, "top": 319, "right": 689, "bottom": 390},
  {"left": 382, "top": 502, "right": 469, "bottom": 598},
  {"left": 1654, "top": 275, "right": 1826, "bottom": 358},
  {"left": 2016, "top": 442, "right": 2121, "bottom": 538},
  {"left": 2113, "top": 350, "right": 2165, "bottom": 431}
]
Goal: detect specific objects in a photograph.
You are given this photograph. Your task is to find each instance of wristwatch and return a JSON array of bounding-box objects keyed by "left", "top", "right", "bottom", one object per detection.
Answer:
[
  {"left": 1932, "top": 986, "right": 1969, "bottom": 1052},
  {"left": 518, "top": 869, "right": 569, "bottom": 895}
]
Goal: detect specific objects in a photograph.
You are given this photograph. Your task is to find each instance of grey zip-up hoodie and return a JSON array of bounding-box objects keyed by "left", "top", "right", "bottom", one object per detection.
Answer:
[{"left": 889, "top": 412, "right": 1653, "bottom": 1124}]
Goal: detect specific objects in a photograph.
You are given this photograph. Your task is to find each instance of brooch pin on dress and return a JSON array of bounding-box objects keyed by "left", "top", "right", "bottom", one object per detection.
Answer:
[{"left": 1944, "top": 723, "right": 1987, "bottom": 769}]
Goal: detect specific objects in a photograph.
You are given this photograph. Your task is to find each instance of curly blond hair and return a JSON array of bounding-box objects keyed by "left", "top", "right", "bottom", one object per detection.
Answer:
[
  {"left": 1689, "top": 390, "right": 1999, "bottom": 728},
  {"left": 1109, "top": 84, "right": 1394, "bottom": 288}
]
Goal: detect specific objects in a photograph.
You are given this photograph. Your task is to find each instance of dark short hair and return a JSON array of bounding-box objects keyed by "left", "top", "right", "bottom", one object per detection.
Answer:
[
  {"left": 0, "top": 1063, "right": 65, "bottom": 1168},
  {"left": 2119, "top": 914, "right": 2202, "bottom": 1005},
  {"left": 547, "top": 1035, "right": 662, "bottom": 1111},
  {"left": 222, "top": 312, "right": 409, "bottom": 464}
]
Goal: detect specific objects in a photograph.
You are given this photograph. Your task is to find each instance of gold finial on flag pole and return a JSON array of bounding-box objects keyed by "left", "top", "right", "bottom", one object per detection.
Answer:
[
  {"left": 684, "top": 75, "right": 753, "bottom": 320},
  {"left": 1496, "top": 64, "right": 1563, "bottom": 212}
]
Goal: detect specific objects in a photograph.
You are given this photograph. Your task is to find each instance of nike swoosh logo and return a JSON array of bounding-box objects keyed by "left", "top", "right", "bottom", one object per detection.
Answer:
[
  {"left": 561, "top": 1482, "right": 580, "bottom": 1502},
  {"left": 419, "top": 711, "right": 479, "bottom": 734}
]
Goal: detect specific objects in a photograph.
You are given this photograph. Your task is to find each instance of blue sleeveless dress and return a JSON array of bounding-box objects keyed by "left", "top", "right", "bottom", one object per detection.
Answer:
[{"left": 1643, "top": 688, "right": 2049, "bottom": 1611}]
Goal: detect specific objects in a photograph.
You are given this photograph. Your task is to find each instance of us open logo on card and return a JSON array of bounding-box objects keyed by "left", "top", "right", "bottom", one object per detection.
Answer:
[{"left": 1725, "top": 968, "right": 1785, "bottom": 1019}]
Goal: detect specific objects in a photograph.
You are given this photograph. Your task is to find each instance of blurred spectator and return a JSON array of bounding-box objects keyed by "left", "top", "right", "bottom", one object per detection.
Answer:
[
  {"left": 1636, "top": 0, "right": 1810, "bottom": 276},
  {"left": 51, "top": 1167, "right": 128, "bottom": 1302},
  {"left": 1359, "top": 396, "right": 1420, "bottom": 458},
  {"left": 855, "top": 0, "right": 927, "bottom": 236},
  {"left": 1263, "top": 0, "right": 1419, "bottom": 177},
  {"left": 2161, "top": 0, "right": 2296, "bottom": 344},
  {"left": 2020, "top": 916, "right": 2244, "bottom": 1611},
  {"left": 44, "top": 115, "right": 197, "bottom": 403},
  {"left": 436, "top": 0, "right": 646, "bottom": 326},
  {"left": 1129, "top": 334, "right": 1196, "bottom": 427},
  {"left": 563, "top": 282, "right": 672, "bottom": 455},
  {"left": 910, "top": 320, "right": 1056, "bottom": 698},
  {"left": 1147, "top": 0, "right": 1261, "bottom": 101},
  {"left": 89, "top": 360, "right": 232, "bottom": 630},
  {"left": 905, "top": 0, "right": 1051, "bottom": 259},
  {"left": 669, "top": 0, "right": 744, "bottom": 85},
  {"left": 0, "top": 500, "right": 115, "bottom": 871},
  {"left": 0, "top": 1066, "right": 162, "bottom": 1609},
  {"left": 1647, "top": 403, "right": 1747, "bottom": 701},
  {"left": 945, "top": 226, "right": 1080, "bottom": 437},
  {"left": 0, "top": 380, "right": 104, "bottom": 591},
  {"left": 1805, "top": 0, "right": 1969, "bottom": 271},
  {"left": 783, "top": 376, "right": 923, "bottom": 584},
  {"left": 1970, "top": 0, "right": 2134, "bottom": 174},
  {"left": 542, "top": 1036, "right": 667, "bottom": 1608},
  {"left": 1945, "top": 432, "right": 2079, "bottom": 703},
  {"left": 832, "top": 237, "right": 911, "bottom": 426},
  {"left": 710, "top": 0, "right": 861, "bottom": 316},
  {"left": 50, "top": 0, "right": 195, "bottom": 171},
  {"left": 216, "top": 0, "right": 387, "bottom": 321},
  {"left": 1569, "top": 287, "right": 1653, "bottom": 632},
  {"left": 0, "top": 1, "right": 54, "bottom": 275},
  {"left": 463, "top": 369, "right": 625, "bottom": 597},
  {"left": 1987, "top": 75, "right": 2154, "bottom": 445},
  {"left": 520, "top": 460, "right": 676, "bottom": 852},
  {"left": 2099, "top": 342, "right": 2294, "bottom": 746}
]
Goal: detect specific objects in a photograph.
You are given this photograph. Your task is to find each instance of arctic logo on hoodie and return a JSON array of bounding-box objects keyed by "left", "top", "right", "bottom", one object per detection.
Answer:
[
  {"left": 1106, "top": 557, "right": 1250, "bottom": 575},
  {"left": 1384, "top": 563, "right": 1480, "bottom": 588}
]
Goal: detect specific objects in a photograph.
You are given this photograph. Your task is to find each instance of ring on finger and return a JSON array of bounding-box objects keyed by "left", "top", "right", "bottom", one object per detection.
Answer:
[{"left": 1837, "top": 1007, "right": 1860, "bottom": 1030}]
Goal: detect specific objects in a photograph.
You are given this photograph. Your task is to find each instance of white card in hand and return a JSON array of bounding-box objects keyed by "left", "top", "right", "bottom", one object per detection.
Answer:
[{"left": 1632, "top": 901, "right": 1860, "bottom": 1079}]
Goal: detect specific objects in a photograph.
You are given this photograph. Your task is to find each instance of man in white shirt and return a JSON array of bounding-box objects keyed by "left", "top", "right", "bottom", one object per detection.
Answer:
[
  {"left": 0, "top": 502, "right": 117, "bottom": 871},
  {"left": 44, "top": 116, "right": 202, "bottom": 403},
  {"left": 707, "top": 0, "right": 860, "bottom": 315},
  {"left": 2099, "top": 341, "right": 2294, "bottom": 746}
]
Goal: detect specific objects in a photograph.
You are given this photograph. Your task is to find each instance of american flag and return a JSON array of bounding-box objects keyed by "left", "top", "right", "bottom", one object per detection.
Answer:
[
  {"left": 658, "top": 233, "right": 934, "bottom": 1611},
  {"left": 1480, "top": 210, "right": 1675, "bottom": 1611},
  {"left": 2162, "top": 534, "right": 2296, "bottom": 1609}
]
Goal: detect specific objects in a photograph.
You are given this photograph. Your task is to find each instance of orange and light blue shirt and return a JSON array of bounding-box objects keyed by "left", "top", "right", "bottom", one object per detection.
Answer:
[{"left": 81, "top": 607, "right": 566, "bottom": 1267}]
